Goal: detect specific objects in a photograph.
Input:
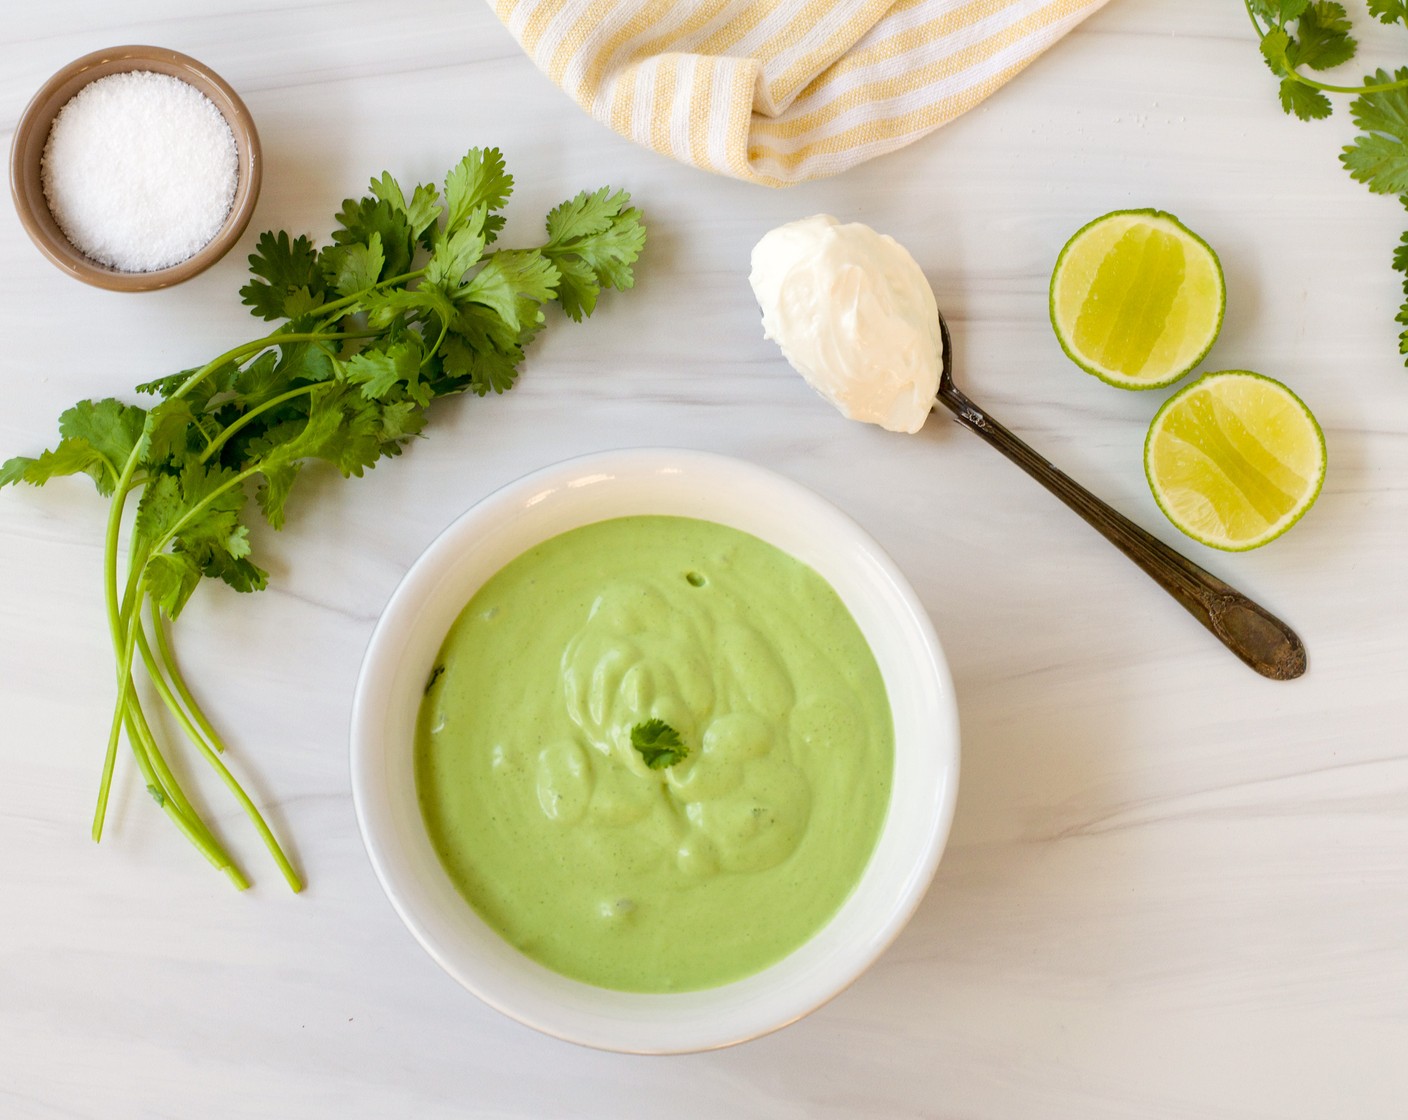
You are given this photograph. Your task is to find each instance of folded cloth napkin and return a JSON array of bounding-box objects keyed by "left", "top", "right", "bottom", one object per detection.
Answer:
[{"left": 489, "top": 0, "right": 1110, "bottom": 186}]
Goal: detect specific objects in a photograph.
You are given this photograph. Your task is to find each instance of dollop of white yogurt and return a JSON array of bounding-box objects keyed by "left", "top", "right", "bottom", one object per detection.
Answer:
[{"left": 748, "top": 214, "right": 942, "bottom": 434}]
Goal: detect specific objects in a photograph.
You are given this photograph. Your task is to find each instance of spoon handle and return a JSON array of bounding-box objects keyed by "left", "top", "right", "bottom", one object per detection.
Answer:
[{"left": 934, "top": 382, "right": 1307, "bottom": 680}]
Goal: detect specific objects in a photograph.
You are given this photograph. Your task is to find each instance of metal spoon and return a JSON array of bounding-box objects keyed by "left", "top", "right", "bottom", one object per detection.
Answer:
[{"left": 931, "top": 310, "right": 1306, "bottom": 680}]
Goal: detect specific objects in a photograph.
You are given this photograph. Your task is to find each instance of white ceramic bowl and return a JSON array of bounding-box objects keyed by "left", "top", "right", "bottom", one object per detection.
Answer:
[{"left": 350, "top": 448, "right": 959, "bottom": 1053}]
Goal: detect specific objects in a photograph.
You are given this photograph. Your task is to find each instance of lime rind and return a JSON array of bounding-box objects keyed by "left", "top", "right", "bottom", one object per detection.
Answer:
[
  {"left": 1049, "top": 208, "right": 1226, "bottom": 391},
  {"left": 1143, "top": 370, "right": 1327, "bottom": 552}
]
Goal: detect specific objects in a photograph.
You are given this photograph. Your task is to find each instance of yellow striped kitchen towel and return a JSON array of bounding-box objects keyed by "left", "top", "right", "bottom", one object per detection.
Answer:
[{"left": 489, "top": 0, "right": 1110, "bottom": 186}]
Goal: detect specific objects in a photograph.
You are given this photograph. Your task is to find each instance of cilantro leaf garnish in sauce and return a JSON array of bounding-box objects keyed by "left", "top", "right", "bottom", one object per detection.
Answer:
[{"left": 631, "top": 720, "right": 690, "bottom": 770}]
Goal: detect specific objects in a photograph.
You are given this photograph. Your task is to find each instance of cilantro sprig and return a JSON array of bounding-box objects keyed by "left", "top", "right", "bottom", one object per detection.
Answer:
[
  {"left": 1246, "top": 1, "right": 1408, "bottom": 356},
  {"left": 1, "top": 148, "right": 645, "bottom": 890},
  {"left": 631, "top": 719, "right": 689, "bottom": 769}
]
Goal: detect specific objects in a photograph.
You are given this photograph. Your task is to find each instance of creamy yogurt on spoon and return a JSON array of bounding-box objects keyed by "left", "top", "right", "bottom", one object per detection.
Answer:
[{"left": 749, "top": 214, "right": 942, "bottom": 434}]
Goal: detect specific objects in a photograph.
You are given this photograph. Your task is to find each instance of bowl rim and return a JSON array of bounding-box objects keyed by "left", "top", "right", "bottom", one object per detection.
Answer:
[
  {"left": 8, "top": 44, "right": 262, "bottom": 291},
  {"left": 349, "top": 447, "right": 960, "bottom": 1053}
]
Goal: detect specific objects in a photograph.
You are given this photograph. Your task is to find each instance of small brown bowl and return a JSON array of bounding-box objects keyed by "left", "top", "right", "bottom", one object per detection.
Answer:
[{"left": 9, "top": 45, "right": 261, "bottom": 292}]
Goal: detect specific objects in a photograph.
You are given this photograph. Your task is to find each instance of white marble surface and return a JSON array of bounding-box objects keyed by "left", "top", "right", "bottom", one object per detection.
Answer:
[{"left": 3, "top": 1, "right": 1407, "bottom": 1116}]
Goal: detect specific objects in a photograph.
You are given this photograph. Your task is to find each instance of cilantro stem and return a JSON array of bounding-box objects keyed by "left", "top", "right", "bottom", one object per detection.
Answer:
[
  {"left": 97, "top": 585, "right": 247, "bottom": 885},
  {"left": 160, "top": 332, "right": 357, "bottom": 413},
  {"left": 1286, "top": 72, "right": 1408, "bottom": 96},
  {"left": 150, "top": 604, "right": 223, "bottom": 753},
  {"left": 146, "top": 464, "right": 263, "bottom": 557},
  {"left": 94, "top": 516, "right": 151, "bottom": 840},
  {"left": 199, "top": 383, "right": 323, "bottom": 465},
  {"left": 134, "top": 621, "right": 217, "bottom": 767},
  {"left": 124, "top": 686, "right": 199, "bottom": 826},
  {"left": 91, "top": 332, "right": 333, "bottom": 886},
  {"left": 92, "top": 595, "right": 140, "bottom": 842},
  {"left": 1243, "top": 0, "right": 1408, "bottom": 96},
  {"left": 177, "top": 327, "right": 377, "bottom": 468},
  {"left": 93, "top": 338, "right": 278, "bottom": 875},
  {"left": 424, "top": 318, "right": 451, "bottom": 368},
  {"left": 103, "top": 541, "right": 251, "bottom": 885},
  {"left": 122, "top": 688, "right": 246, "bottom": 886},
  {"left": 111, "top": 506, "right": 295, "bottom": 889},
  {"left": 168, "top": 339, "right": 301, "bottom": 403},
  {"left": 309, "top": 270, "right": 427, "bottom": 326},
  {"left": 98, "top": 336, "right": 266, "bottom": 741},
  {"left": 136, "top": 610, "right": 302, "bottom": 892}
]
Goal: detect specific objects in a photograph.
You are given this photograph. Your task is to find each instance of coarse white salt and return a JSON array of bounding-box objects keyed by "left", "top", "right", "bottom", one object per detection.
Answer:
[{"left": 41, "top": 70, "right": 239, "bottom": 273}]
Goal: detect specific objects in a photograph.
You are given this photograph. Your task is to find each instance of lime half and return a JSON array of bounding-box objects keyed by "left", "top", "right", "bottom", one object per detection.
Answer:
[
  {"left": 1145, "top": 370, "right": 1326, "bottom": 551},
  {"left": 1050, "top": 209, "right": 1225, "bottom": 389}
]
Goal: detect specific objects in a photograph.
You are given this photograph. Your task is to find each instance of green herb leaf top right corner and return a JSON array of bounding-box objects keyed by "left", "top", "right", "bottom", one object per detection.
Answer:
[{"left": 1247, "top": 0, "right": 1408, "bottom": 357}]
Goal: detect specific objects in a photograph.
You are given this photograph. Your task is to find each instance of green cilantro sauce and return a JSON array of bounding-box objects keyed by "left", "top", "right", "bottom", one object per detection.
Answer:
[{"left": 414, "top": 515, "right": 893, "bottom": 992}]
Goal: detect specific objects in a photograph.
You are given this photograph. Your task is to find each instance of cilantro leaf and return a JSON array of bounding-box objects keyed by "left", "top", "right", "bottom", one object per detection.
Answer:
[
  {"left": 1394, "top": 227, "right": 1408, "bottom": 274},
  {"left": 1257, "top": 4, "right": 1356, "bottom": 122},
  {"left": 1369, "top": 0, "right": 1408, "bottom": 26},
  {"left": 255, "top": 384, "right": 388, "bottom": 481},
  {"left": 321, "top": 231, "right": 386, "bottom": 297},
  {"left": 1281, "top": 77, "right": 1334, "bottom": 119},
  {"left": 136, "top": 370, "right": 188, "bottom": 397},
  {"left": 171, "top": 462, "right": 251, "bottom": 563},
  {"left": 254, "top": 460, "right": 300, "bottom": 530},
  {"left": 46, "top": 399, "right": 148, "bottom": 495},
  {"left": 136, "top": 360, "right": 238, "bottom": 403},
  {"left": 1291, "top": 2, "right": 1356, "bottom": 71},
  {"left": 139, "top": 398, "right": 198, "bottom": 466},
  {"left": 424, "top": 223, "right": 488, "bottom": 287},
  {"left": 459, "top": 250, "right": 560, "bottom": 334},
  {"left": 240, "top": 232, "right": 326, "bottom": 322},
  {"left": 439, "top": 307, "right": 524, "bottom": 396},
  {"left": 444, "top": 148, "right": 512, "bottom": 241},
  {"left": 545, "top": 186, "right": 628, "bottom": 244},
  {"left": 272, "top": 338, "right": 337, "bottom": 387},
  {"left": 0, "top": 441, "right": 107, "bottom": 491},
  {"left": 631, "top": 719, "right": 689, "bottom": 769},
  {"left": 0, "top": 455, "right": 36, "bottom": 488},
  {"left": 1342, "top": 70, "right": 1408, "bottom": 194},
  {"left": 134, "top": 462, "right": 249, "bottom": 571},
  {"left": 1260, "top": 26, "right": 1295, "bottom": 77},
  {"left": 230, "top": 351, "right": 283, "bottom": 408},
  {"left": 331, "top": 196, "right": 414, "bottom": 279},
  {"left": 1394, "top": 228, "right": 1408, "bottom": 357},
  {"left": 345, "top": 340, "right": 429, "bottom": 405},
  {"left": 362, "top": 283, "right": 457, "bottom": 335},
  {"left": 370, "top": 172, "right": 441, "bottom": 242},
  {"left": 59, "top": 399, "right": 146, "bottom": 472},
  {"left": 542, "top": 189, "right": 647, "bottom": 320},
  {"left": 1250, "top": 0, "right": 1311, "bottom": 22},
  {"left": 376, "top": 400, "right": 426, "bottom": 443},
  {"left": 142, "top": 551, "right": 204, "bottom": 619},
  {"left": 439, "top": 335, "right": 521, "bottom": 395},
  {"left": 202, "top": 551, "right": 269, "bottom": 596},
  {"left": 133, "top": 473, "right": 181, "bottom": 543}
]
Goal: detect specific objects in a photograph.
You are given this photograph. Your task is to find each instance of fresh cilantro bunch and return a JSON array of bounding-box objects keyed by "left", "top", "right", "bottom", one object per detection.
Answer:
[
  {"left": 1, "top": 148, "right": 646, "bottom": 890},
  {"left": 1247, "top": 1, "right": 1408, "bottom": 355}
]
